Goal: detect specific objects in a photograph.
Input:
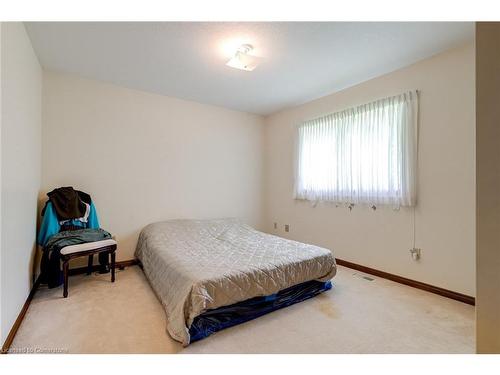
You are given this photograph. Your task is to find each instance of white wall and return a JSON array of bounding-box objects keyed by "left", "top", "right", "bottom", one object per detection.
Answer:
[
  {"left": 42, "top": 71, "right": 265, "bottom": 261},
  {"left": 0, "top": 23, "right": 42, "bottom": 343},
  {"left": 263, "top": 44, "right": 475, "bottom": 296}
]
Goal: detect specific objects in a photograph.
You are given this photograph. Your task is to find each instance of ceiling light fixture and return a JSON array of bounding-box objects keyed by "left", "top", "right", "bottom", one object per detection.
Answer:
[{"left": 226, "top": 44, "right": 259, "bottom": 71}]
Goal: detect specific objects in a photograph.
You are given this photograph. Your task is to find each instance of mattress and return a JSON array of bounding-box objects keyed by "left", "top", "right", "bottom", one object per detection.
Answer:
[
  {"left": 189, "top": 279, "right": 333, "bottom": 343},
  {"left": 134, "top": 218, "right": 337, "bottom": 345}
]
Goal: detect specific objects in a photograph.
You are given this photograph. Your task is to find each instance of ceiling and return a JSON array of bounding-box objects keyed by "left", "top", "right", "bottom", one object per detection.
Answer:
[{"left": 25, "top": 22, "right": 473, "bottom": 115}]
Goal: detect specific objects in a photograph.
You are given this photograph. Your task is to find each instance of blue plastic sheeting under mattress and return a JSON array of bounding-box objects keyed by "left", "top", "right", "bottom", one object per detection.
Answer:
[{"left": 188, "top": 279, "right": 333, "bottom": 343}]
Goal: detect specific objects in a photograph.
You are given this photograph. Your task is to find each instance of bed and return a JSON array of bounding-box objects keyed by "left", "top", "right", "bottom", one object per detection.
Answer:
[{"left": 135, "top": 218, "right": 336, "bottom": 346}]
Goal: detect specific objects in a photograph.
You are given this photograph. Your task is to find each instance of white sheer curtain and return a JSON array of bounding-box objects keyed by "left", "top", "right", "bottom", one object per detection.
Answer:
[{"left": 294, "top": 91, "right": 418, "bottom": 207}]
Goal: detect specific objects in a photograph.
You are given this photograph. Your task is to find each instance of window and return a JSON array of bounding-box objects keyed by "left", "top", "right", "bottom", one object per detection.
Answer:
[{"left": 294, "top": 91, "right": 418, "bottom": 207}]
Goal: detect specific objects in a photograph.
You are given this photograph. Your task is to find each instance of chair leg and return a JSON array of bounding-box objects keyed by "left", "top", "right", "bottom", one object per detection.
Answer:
[
  {"left": 87, "top": 254, "right": 93, "bottom": 275},
  {"left": 63, "top": 260, "right": 69, "bottom": 298},
  {"left": 111, "top": 251, "right": 116, "bottom": 283}
]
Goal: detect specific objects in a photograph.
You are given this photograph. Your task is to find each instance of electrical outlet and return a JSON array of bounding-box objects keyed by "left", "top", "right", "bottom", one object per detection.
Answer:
[
  {"left": 409, "top": 248, "right": 421, "bottom": 260},
  {"left": 284, "top": 224, "right": 290, "bottom": 232},
  {"left": 273, "top": 222, "right": 277, "bottom": 230}
]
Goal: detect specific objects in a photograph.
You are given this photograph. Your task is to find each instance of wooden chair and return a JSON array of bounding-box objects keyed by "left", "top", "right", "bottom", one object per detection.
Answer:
[{"left": 60, "top": 239, "right": 117, "bottom": 298}]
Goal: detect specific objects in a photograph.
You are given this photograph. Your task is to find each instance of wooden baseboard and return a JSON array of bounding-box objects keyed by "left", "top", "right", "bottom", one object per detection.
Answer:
[
  {"left": 1, "top": 259, "right": 138, "bottom": 354},
  {"left": 115, "top": 258, "right": 139, "bottom": 269},
  {"left": 68, "top": 258, "right": 139, "bottom": 276},
  {"left": 335, "top": 258, "right": 475, "bottom": 306}
]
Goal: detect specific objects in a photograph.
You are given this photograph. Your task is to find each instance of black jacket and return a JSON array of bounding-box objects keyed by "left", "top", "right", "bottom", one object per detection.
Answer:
[{"left": 44, "top": 186, "right": 91, "bottom": 221}]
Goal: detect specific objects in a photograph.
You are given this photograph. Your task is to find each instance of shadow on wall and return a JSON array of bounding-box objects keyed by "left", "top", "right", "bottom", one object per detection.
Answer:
[{"left": 31, "top": 191, "right": 47, "bottom": 285}]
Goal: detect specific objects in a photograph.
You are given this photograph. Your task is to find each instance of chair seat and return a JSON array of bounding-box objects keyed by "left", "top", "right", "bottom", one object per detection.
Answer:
[{"left": 60, "top": 239, "right": 117, "bottom": 255}]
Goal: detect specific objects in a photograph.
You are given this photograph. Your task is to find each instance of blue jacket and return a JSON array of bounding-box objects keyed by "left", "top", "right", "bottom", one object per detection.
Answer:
[{"left": 38, "top": 201, "right": 100, "bottom": 247}]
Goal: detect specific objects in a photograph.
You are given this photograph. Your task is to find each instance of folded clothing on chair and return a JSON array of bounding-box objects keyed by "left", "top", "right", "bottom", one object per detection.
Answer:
[{"left": 41, "top": 228, "right": 112, "bottom": 288}]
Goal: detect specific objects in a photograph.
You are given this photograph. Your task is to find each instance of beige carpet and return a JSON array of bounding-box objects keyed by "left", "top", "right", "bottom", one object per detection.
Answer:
[{"left": 10, "top": 265, "right": 474, "bottom": 354}]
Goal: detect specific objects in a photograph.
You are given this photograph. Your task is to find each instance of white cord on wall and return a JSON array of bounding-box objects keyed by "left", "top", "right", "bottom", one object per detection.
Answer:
[
  {"left": 412, "top": 205, "right": 416, "bottom": 250},
  {"left": 410, "top": 205, "right": 421, "bottom": 260}
]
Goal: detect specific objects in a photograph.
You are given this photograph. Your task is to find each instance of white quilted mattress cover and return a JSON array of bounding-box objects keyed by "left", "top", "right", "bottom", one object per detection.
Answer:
[{"left": 135, "top": 218, "right": 336, "bottom": 345}]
